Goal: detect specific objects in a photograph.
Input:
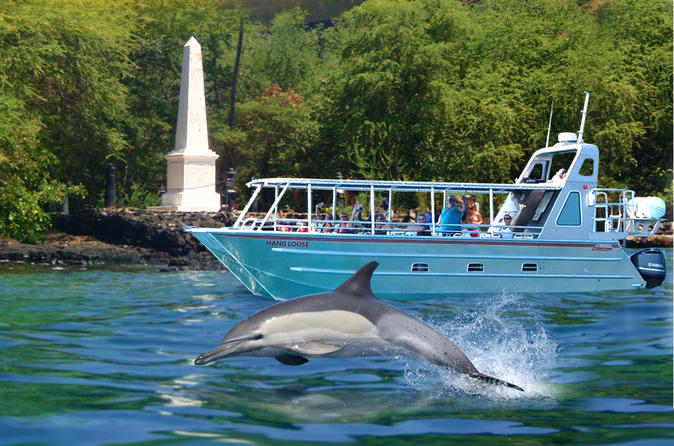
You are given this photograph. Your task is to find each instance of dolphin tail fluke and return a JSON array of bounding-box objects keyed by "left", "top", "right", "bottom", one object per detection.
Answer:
[{"left": 472, "top": 373, "right": 524, "bottom": 392}]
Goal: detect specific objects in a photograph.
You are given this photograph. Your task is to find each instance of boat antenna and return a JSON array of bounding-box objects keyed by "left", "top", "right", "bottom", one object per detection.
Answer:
[
  {"left": 545, "top": 98, "right": 554, "bottom": 147},
  {"left": 577, "top": 91, "right": 590, "bottom": 143}
]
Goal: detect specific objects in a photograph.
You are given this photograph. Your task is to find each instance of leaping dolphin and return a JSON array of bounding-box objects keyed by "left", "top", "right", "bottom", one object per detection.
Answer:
[{"left": 195, "top": 261, "right": 523, "bottom": 391}]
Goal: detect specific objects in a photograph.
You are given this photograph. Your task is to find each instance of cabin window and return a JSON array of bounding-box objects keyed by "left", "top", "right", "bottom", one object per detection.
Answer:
[
  {"left": 467, "top": 263, "right": 484, "bottom": 272},
  {"left": 411, "top": 263, "right": 429, "bottom": 272},
  {"left": 556, "top": 191, "right": 582, "bottom": 226},
  {"left": 578, "top": 158, "right": 594, "bottom": 176},
  {"left": 525, "top": 163, "right": 545, "bottom": 183},
  {"left": 522, "top": 263, "right": 538, "bottom": 272},
  {"left": 549, "top": 152, "right": 576, "bottom": 180}
]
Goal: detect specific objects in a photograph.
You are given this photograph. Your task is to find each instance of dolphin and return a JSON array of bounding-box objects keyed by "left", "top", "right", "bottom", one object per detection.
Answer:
[{"left": 194, "top": 261, "right": 523, "bottom": 391}]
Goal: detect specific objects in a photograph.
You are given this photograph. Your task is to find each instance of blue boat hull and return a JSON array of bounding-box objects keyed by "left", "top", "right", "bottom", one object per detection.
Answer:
[{"left": 187, "top": 229, "right": 646, "bottom": 300}]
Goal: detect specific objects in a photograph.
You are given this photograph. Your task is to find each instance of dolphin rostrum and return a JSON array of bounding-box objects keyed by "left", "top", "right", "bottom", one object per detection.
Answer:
[{"left": 195, "top": 261, "right": 523, "bottom": 391}]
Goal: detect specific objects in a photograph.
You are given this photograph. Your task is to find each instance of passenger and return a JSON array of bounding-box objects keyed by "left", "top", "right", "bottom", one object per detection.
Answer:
[
  {"left": 461, "top": 195, "right": 479, "bottom": 221},
  {"left": 501, "top": 213, "right": 512, "bottom": 232},
  {"left": 335, "top": 212, "right": 354, "bottom": 234},
  {"left": 547, "top": 168, "right": 567, "bottom": 184},
  {"left": 351, "top": 202, "right": 367, "bottom": 233},
  {"left": 313, "top": 202, "right": 336, "bottom": 233},
  {"left": 352, "top": 202, "right": 365, "bottom": 221},
  {"left": 313, "top": 202, "right": 325, "bottom": 232},
  {"left": 497, "top": 213, "right": 513, "bottom": 238},
  {"left": 426, "top": 213, "right": 434, "bottom": 234},
  {"left": 463, "top": 210, "right": 482, "bottom": 237},
  {"left": 374, "top": 213, "right": 392, "bottom": 235},
  {"left": 399, "top": 215, "right": 414, "bottom": 231},
  {"left": 321, "top": 216, "right": 334, "bottom": 233},
  {"left": 469, "top": 209, "right": 483, "bottom": 224},
  {"left": 276, "top": 207, "right": 292, "bottom": 232},
  {"left": 439, "top": 195, "right": 464, "bottom": 234},
  {"left": 412, "top": 213, "right": 432, "bottom": 236},
  {"left": 296, "top": 220, "right": 309, "bottom": 233},
  {"left": 379, "top": 198, "right": 390, "bottom": 220}
]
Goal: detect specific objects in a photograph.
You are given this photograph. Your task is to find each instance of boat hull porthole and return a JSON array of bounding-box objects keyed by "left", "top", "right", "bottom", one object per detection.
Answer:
[
  {"left": 467, "top": 263, "right": 484, "bottom": 272},
  {"left": 411, "top": 263, "right": 429, "bottom": 272},
  {"left": 522, "top": 263, "right": 538, "bottom": 272}
]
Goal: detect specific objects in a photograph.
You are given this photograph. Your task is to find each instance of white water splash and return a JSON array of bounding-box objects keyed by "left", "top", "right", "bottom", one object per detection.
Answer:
[{"left": 402, "top": 292, "right": 558, "bottom": 400}]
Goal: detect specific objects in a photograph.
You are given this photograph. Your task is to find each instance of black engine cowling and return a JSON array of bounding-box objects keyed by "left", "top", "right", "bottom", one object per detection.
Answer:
[{"left": 630, "top": 248, "right": 667, "bottom": 289}]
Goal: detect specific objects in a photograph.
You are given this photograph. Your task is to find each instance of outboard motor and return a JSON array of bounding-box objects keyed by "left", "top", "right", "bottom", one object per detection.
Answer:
[{"left": 630, "top": 248, "right": 667, "bottom": 289}]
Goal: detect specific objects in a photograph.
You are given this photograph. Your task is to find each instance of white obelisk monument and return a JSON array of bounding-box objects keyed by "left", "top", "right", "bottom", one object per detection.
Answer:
[{"left": 161, "top": 36, "right": 220, "bottom": 212}]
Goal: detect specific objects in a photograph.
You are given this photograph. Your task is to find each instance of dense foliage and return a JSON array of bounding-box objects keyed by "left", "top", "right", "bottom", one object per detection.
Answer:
[{"left": 0, "top": 0, "right": 671, "bottom": 241}]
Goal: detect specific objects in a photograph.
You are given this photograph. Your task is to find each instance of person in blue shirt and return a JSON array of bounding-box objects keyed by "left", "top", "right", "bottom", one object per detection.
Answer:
[{"left": 438, "top": 195, "right": 464, "bottom": 234}]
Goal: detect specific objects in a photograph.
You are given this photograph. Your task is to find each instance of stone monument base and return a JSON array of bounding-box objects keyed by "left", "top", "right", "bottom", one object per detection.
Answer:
[
  {"left": 160, "top": 190, "right": 221, "bottom": 212},
  {"left": 160, "top": 151, "right": 221, "bottom": 212}
]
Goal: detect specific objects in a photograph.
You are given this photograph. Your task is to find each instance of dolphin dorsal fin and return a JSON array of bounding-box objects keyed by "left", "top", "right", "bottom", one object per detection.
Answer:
[{"left": 334, "top": 261, "right": 379, "bottom": 298}]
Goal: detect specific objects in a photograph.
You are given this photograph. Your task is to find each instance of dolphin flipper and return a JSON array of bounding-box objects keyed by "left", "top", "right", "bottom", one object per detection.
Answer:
[
  {"left": 274, "top": 342, "right": 344, "bottom": 366},
  {"left": 276, "top": 354, "right": 309, "bottom": 366}
]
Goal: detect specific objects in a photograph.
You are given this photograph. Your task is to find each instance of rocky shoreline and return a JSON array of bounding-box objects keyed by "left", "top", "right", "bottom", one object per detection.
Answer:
[
  {"left": 0, "top": 208, "right": 671, "bottom": 271},
  {"left": 0, "top": 209, "right": 234, "bottom": 270}
]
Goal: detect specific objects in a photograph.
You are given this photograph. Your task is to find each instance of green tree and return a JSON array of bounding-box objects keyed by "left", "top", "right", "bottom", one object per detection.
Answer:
[
  {"left": 216, "top": 6, "right": 331, "bottom": 195},
  {"left": 0, "top": 0, "right": 136, "bottom": 207},
  {"left": 1, "top": 0, "right": 671, "bottom": 244},
  {"left": 0, "top": 88, "right": 86, "bottom": 242},
  {"left": 0, "top": 0, "right": 119, "bottom": 240},
  {"left": 323, "top": 0, "right": 469, "bottom": 181},
  {"left": 225, "top": 84, "right": 319, "bottom": 202},
  {"left": 241, "top": 7, "right": 323, "bottom": 98},
  {"left": 592, "top": 0, "right": 672, "bottom": 197},
  {"left": 445, "top": 0, "right": 605, "bottom": 182},
  {"left": 322, "top": 0, "right": 672, "bottom": 197}
]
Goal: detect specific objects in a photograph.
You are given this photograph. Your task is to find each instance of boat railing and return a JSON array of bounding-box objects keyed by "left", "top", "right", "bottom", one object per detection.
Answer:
[
  {"left": 232, "top": 216, "right": 541, "bottom": 238},
  {"left": 590, "top": 188, "right": 660, "bottom": 237},
  {"left": 232, "top": 177, "right": 557, "bottom": 239}
]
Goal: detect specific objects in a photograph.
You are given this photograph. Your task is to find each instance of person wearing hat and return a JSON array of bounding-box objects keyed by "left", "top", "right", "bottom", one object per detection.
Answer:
[
  {"left": 438, "top": 194, "right": 463, "bottom": 234},
  {"left": 461, "top": 194, "right": 483, "bottom": 229},
  {"left": 461, "top": 194, "right": 480, "bottom": 219},
  {"left": 379, "top": 198, "right": 390, "bottom": 220},
  {"left": 374, "top": 212, "right": 392, "bottom": 235}
]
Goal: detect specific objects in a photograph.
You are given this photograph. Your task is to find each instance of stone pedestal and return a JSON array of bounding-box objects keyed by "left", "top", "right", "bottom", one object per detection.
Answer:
[
  {"left": 161, "top": 36, "right": 220, "bottom": 212},
  {"left": 161, "top": 152, "right": 220, "bottom": 211}
]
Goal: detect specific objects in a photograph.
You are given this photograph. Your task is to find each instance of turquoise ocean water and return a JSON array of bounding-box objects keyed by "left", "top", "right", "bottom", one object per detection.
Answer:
[{"left": 0, "top": 252, "right": 672, "bottom": 445}]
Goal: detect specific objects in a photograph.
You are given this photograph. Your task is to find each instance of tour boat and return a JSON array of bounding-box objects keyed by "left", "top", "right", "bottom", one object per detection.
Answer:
[{"left": 185, "top": 95, "right": 667, "bottom": 300}]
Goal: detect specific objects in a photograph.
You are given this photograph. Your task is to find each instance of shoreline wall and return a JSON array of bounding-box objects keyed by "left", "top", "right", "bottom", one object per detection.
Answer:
[
  {"left": 52, "top": 208, "right": 234, "bottom": 257},
  {"left": 0, "top": 209, "right": 234, "bottom": 269}
]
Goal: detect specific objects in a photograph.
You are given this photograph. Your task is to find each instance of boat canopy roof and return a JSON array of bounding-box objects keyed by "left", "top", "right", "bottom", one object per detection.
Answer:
[{"left": 246, "top": 177, "right": 563, "bottom": 194}]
